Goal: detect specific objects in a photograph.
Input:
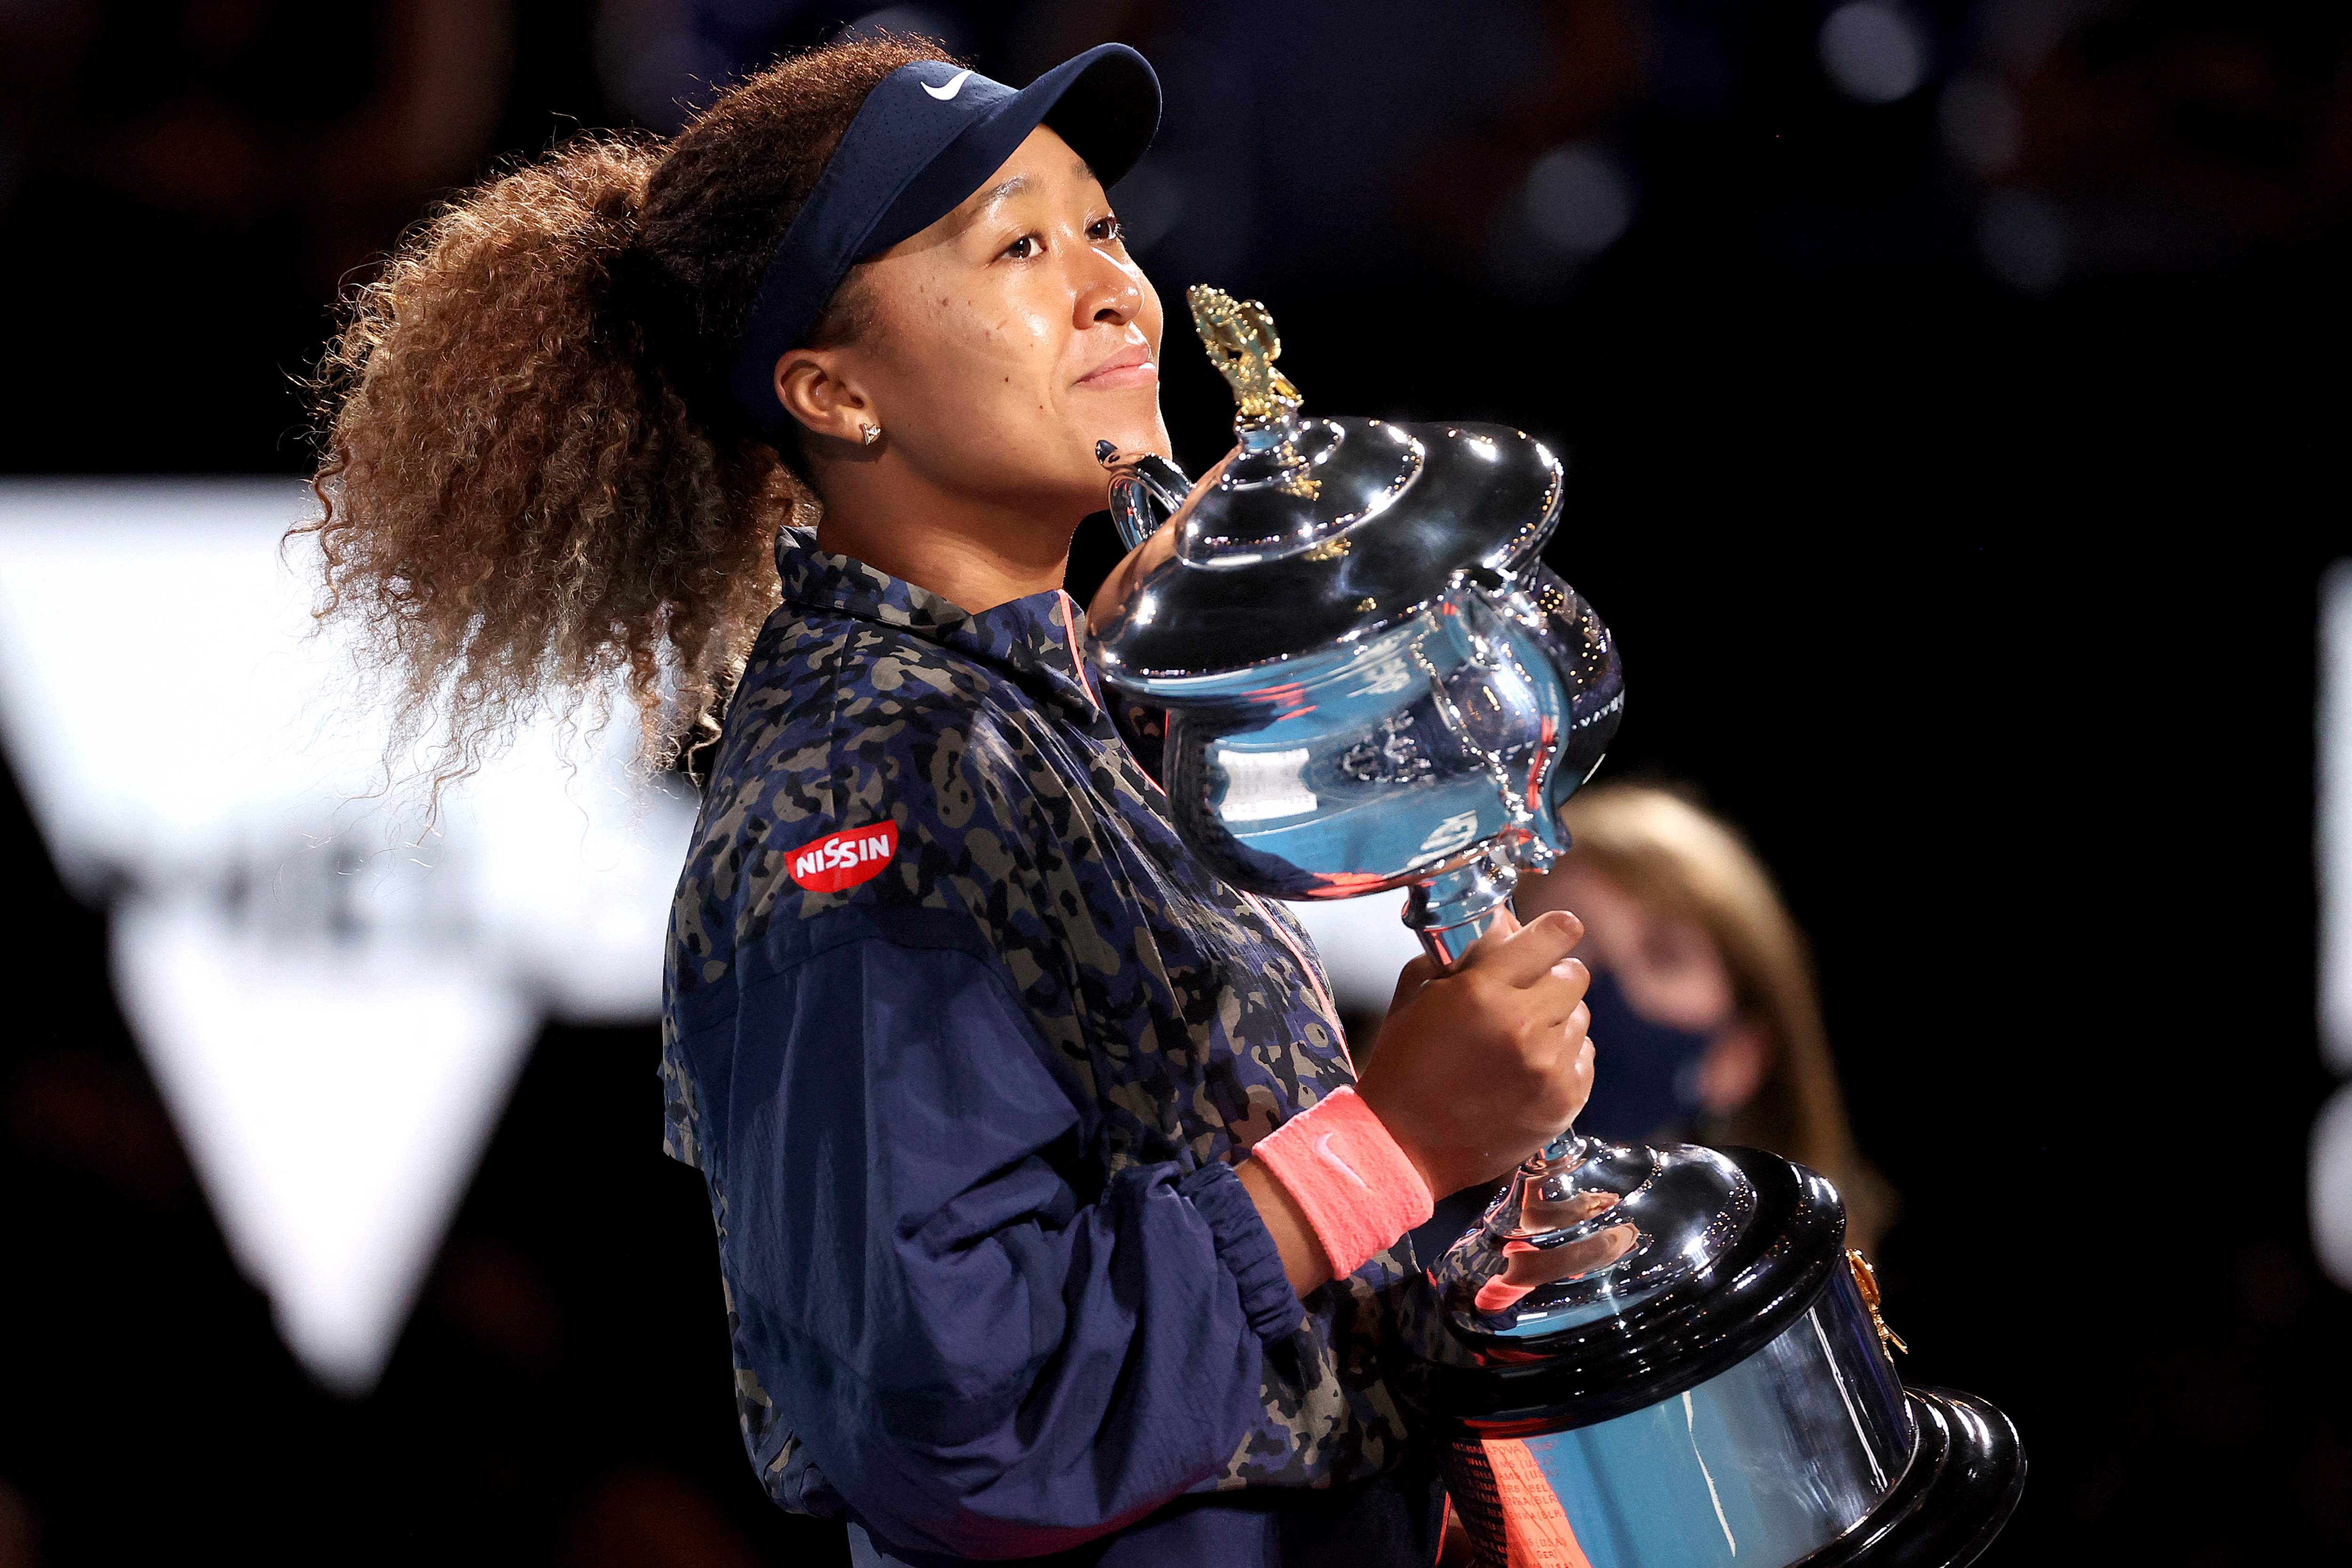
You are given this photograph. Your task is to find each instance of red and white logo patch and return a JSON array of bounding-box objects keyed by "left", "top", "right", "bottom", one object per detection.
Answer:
[{"left": 787, "top": 820, "right": 899, "bottom": 892}]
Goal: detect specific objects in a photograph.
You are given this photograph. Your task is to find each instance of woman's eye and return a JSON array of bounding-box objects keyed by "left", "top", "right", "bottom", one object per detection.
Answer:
[
  {"left": 1003, "top": 235, "right": 1041, "bottom": 260},
  {"left": 1088, "top": 215, "right": 1123, "bottom": 244},
  {"left": 1645, "top": 926, "right": 1703, "bottom": 974}
]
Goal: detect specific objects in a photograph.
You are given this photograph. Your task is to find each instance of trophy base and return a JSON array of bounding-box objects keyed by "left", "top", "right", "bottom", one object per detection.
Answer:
[
  {"left": 1410, "top": 1152, "right": 2024, "bottom": 1568},
  {"left": 1793, "top": 1388, "right": 2026, "bottom": 1568}
]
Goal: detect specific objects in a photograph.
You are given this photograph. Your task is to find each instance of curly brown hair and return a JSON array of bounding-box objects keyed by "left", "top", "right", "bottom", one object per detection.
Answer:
[{"left": 297, "top": 35, "right": 951, "bottom": 782}]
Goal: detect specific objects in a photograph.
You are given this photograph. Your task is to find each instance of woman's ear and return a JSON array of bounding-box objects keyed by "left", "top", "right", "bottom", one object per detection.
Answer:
[{"left": 774, "top": 348, "right": 875, "bottom": 446}]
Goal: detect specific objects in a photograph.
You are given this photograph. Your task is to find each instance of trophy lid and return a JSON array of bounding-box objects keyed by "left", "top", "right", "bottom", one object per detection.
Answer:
[{"left": 1089, "top": 287, "right": 1566, "bottom": 685}]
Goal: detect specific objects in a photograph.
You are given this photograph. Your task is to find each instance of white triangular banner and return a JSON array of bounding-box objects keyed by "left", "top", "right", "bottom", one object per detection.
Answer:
[
  {"left": 113, "top": 899, "right": 535, "bottom": 1392},
  {"left": 0, "top": 481, "right": 692, "bottom": 1392}
]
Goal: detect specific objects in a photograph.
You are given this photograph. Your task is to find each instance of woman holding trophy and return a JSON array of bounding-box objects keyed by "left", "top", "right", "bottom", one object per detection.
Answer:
[{"left": 303, "top": 36, "right": 1605, "bottom": 1568}]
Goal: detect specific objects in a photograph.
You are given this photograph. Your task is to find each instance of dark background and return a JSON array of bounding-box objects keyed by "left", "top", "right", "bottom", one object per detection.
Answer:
[{"left": 2, "top": 2, "right": 2346, "bottom": 1564}]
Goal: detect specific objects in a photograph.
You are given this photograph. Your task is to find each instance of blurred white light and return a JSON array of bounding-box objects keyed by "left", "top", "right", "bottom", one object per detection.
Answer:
[
  {"left": 1283, "top": 894, "right": 1424, "bottom": 1022},
  {"left": 1978, "top": 188, "right": 2069, "bottom": 294},
  {"left": 2315, "top": 1085, "right": 2352, "bottom": 1291},
  {"left": 1522, "top": 144, "right": 1635, "bottom": 259},
  {"left": 0, "top": 481, "right": 694, "bottom": 1391},
  {"left": 2319, "top": 562, "right": 2352, "bottom": 1289},
  {"left": 1820, "top": 3, "right": 1927, "bottom": 105},
  {"left": 2322, "top": 561, "right": 2352, "bottom": 1073}
]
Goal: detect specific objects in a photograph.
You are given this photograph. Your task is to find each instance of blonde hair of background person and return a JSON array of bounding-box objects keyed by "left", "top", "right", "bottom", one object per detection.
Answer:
[{"left": 1517, "top": 781, "right": 1895, "bottom": 1255}]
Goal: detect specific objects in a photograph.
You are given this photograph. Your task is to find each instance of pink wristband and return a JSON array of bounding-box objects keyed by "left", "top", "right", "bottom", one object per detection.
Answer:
[{"left": 1250, "top": 1086, "right": 1434, "bottom": 1279}]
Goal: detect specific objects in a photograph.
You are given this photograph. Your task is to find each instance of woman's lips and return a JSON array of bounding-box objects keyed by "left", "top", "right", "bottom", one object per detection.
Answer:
[{"left": 1077, "top": 344, "right": 1157, "bottom": 390}]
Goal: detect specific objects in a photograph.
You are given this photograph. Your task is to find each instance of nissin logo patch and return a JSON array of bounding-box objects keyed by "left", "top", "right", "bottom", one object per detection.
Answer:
[{"left": 787, "top": 821, "right": 899, "bottom": 892}]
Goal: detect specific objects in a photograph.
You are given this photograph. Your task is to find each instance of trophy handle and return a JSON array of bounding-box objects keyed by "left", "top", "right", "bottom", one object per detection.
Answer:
[{"left": 1094, "top": 442, "right": 1193, "bottom": 551}]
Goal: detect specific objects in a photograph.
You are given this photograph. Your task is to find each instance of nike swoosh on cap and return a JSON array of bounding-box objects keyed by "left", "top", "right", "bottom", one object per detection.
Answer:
[{"left": 923, "top": 69, "right": 973, "bottom": 101}]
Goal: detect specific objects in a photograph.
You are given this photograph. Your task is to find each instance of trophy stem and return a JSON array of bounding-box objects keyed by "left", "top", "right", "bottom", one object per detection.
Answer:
[
  {"left": 1402, "top": 847, "right": 1519, "bottom": 967},
  {"left": 1403, "top": 850, "right": 1593, "bottom": 1172}
]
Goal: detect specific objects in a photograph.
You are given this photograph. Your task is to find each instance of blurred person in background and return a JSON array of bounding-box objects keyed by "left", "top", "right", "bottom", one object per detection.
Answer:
[
  {"left": 298, "top": 32, "right": 1600, "bottom": 1568},
  {"left": 1515, "top": 781, "right": 1893, "bottom": 1255}
]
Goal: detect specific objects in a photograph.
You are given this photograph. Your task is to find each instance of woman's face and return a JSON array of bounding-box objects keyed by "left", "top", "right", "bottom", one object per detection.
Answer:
[
  {"left": 1520, "top": 863, "right": 1769, "bottom": 1116},
  {"left": 787, "top": 126, "right": 1171, "bottom": 525},
  {"left": 1534, "top": 865, "right": 1733, "bottom": 1032}
]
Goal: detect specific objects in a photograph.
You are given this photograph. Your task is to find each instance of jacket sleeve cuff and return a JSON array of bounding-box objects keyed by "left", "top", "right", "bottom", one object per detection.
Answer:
[
  {"left": 1247, "top": 1085, "right": 1435, "bottom": 1280},
  {"left": 1179, "top": 1160, "right": 1304, "bottom": 1342}
]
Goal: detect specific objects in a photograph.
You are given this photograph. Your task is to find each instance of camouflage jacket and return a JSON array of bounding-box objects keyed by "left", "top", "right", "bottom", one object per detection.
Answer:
[{"left": 660, "top": 532, "right": 1432, "bottom": 1563}]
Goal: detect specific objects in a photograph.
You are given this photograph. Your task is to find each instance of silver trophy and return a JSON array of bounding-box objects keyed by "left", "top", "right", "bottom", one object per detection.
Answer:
[{"left": 1086, "top": 288, "right": 2024, "bottom": 1568}]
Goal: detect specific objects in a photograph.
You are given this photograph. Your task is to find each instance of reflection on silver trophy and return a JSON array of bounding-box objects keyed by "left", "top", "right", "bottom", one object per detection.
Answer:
[{"left": 1086, "top": 287, "right": 2025, "bottom": 1568}]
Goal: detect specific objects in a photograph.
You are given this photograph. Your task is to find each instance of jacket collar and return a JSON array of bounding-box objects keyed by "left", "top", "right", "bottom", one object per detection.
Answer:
[{"left": 774, "top": 527, "right": 1102, "bottom": 718}]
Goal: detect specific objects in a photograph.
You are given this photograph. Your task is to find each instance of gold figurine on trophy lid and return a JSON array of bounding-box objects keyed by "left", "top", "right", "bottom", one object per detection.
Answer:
[
  {"left": 1187, "top": 285, "right": 1302, "bottom": 423},
  {"left": 1185, "top": 284, "right": 1319, "bottom": 499}
]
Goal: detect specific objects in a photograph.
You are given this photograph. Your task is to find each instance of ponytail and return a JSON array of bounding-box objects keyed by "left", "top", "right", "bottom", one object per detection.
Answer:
[{"left": 301, "top": 36, "right": 946, "bottom": 782}]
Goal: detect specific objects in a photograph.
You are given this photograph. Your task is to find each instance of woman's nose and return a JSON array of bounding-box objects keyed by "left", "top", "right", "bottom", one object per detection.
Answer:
[{"left": 1075, "top": 253, "right": 1142, "bottom": 327}]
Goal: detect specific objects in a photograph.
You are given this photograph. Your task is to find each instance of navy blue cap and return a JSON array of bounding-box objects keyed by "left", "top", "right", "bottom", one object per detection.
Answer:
[{"left": 728, "top": 45, "right": 1160, "bottom": 443}]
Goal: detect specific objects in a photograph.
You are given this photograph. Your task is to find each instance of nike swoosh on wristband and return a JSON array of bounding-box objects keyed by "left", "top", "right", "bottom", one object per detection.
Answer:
[
  {"left": 1315, "top": 1131, "right": 1371, "bottom": 1192},
  {"left": 923, "top": 69, "right": 973, "bottom": 101}
]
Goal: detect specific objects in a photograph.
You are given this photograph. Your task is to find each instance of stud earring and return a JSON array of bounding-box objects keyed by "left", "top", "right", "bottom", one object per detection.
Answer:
[{"left": 858, "top": 422, "right": 882, "bottom": 447}]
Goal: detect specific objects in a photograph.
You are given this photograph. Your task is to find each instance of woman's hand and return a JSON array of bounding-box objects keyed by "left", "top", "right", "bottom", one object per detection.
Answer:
[{"left": 1354, "top": 909, "right": 1596, "bottom": 1198}]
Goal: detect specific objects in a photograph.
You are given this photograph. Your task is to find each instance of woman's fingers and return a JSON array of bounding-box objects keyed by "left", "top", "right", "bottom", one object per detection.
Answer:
[
  {"left": 1522, "top": 962, "right": 1591, "bottom": 1029},
  {"left": 1362, "top": 903, "right": 1603, "bottom": 1196},
  {"left": 1465, "top": 908, "right": 1585, "bottom": 987},
  {"left": 1388, "top": 953, "right": 1439, "bottom": 1011}
]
